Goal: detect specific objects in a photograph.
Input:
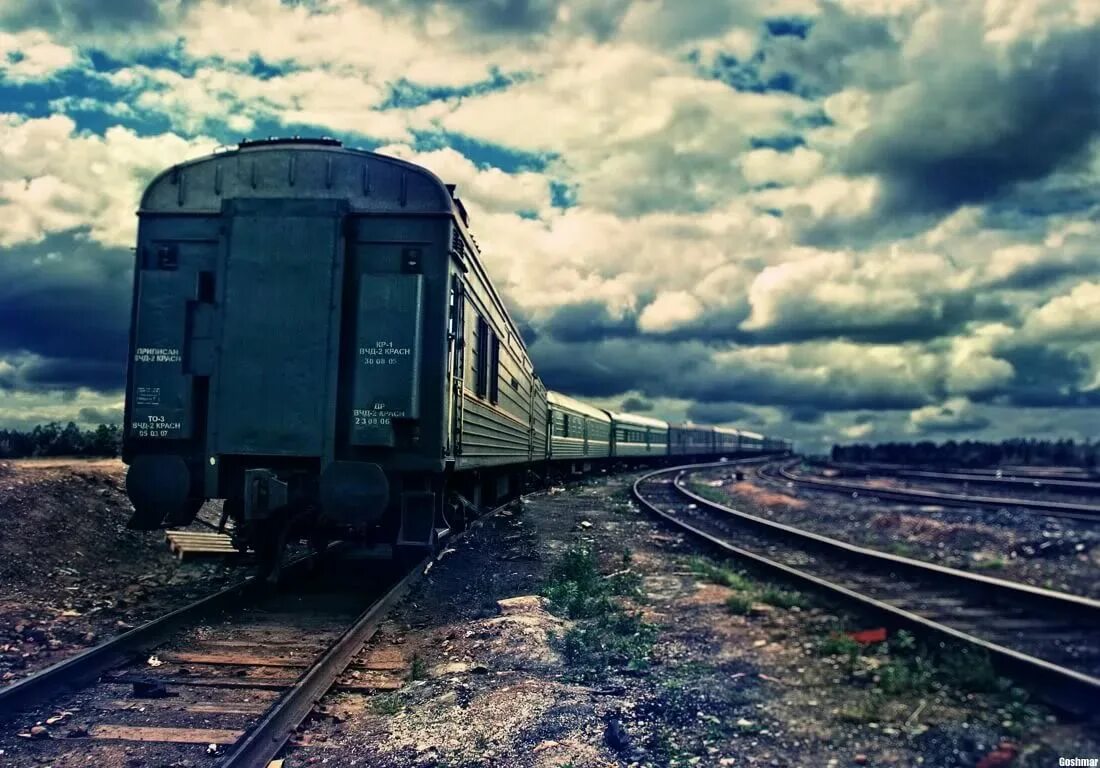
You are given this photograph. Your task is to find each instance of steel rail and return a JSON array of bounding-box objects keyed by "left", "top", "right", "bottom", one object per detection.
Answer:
[
  {"left": 0, "top": 549, "right": 325, "bottom": 715},
  {"left": 632, "top": 462, "right": 1100, "bottom": 715},
  {"left": 824, "top": 463, "right": 1100, "bottom": 496},
  {"left": 222, "top": 551, "right": 432, "bottom": 768},
  {"left": 224, "top": 497, "right": 517, "bottom": 768},
  {"left": 772, "top": 464, "right": 1100, "bottom": 521}
]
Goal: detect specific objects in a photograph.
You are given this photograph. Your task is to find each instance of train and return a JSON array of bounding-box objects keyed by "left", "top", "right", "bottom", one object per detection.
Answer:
[{"left": 121, "top": 137, "right": 791, "bottom": 572}]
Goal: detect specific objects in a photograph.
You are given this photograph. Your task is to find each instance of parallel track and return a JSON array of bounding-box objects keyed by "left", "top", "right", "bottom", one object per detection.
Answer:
[
  {"left": 824, "top": 463, "right": 1100, "bottom": 497},
  {"left": 633, "top": 462, "right": 1100, "bottom": 715},
  {"left": 769, "top": 463, "right": 1100, "bottom": 522}
]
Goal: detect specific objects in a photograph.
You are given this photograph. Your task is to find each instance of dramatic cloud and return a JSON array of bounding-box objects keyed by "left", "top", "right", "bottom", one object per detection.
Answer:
[{"left": 1, "top": 0, "right": 1098, "bottom": 447}]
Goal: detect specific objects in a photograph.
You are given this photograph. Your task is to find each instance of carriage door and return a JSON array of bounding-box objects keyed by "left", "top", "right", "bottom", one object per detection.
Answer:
[{"left": 583, "top": 418, "right": 589, "bottom": 455}]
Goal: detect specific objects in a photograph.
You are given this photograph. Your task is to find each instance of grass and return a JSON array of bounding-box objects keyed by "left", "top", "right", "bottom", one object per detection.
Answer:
[
  {"left": 836, "top": 691, "right": 887, "bottom": 723},
  {"left": 818, "top": 631, "right": 862, "bottom": 660},
  {"left": 821, "top": 628, "right": 1008, "bottom": 700},
  {"left": 371, "top": 694, "right": 402, "bottom": 715},
  {"left": 688, "top": 557, "right": 754, "bottom": 591},
  {"left": 688, "top": 555, "right": 811, "bottom": 614},
  {"left": 407, "top": 654, "right": 427, "bottom": 681},
  {"left": 725, "top": 593, "right": 753, "bottom": 615},
  {"left": 971, "top": 556, "right": 1008, "bottom": 571},
  {"left": 755, "top": 586, "right": 809, "bottom": 610},
  {"left": 544, "top": 545, "right": 657, "bottom": 679},
  {"left": 686, "top": 482, "right": 730, "bottom": 506}
]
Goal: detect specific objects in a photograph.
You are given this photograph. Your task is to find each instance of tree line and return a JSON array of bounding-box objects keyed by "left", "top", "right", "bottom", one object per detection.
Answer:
[
  {"left": 832, "top": 438, "right": 1098, "bottom": 469},
  {"left": 0, "top": 423, "right": 122, "bottom": 458}
]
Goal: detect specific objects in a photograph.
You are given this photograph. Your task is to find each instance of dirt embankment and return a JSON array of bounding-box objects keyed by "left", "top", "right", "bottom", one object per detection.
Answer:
[{"left": 0, "top": 459, "right": 252, "bottom": 685}]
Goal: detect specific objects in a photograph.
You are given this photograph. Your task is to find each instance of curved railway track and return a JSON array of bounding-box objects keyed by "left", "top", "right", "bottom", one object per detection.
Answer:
[
  {"left": 766, "top": 463, "right": 1100, "bottom": 522},
  {"left": 0, "top": 543, "right": 440, "bottom": 767},
  {"left": 633, "top": 462, "right": 1100, "bottom": 715},
  {"left": 824, "top": 463, "right": 1100, "bottom": 497}
]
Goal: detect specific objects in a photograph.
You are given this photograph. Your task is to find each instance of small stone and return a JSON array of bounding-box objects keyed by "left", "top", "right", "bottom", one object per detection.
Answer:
[
  {"left": 853, "top": 755, "right": 868, "bottom": 765},
  {"left": 29, "top": 725, "right": 49, "bottom": 739},
  {"left": 604, "top": 718, "right": 631, "bottom": 752},
  {"left": 496, "top": 596, "right": 547, "bottom": 615}
]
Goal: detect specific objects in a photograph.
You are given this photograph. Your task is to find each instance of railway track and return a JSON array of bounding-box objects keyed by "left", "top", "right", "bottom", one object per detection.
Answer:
[
  {"left": 824, "top": 463, "right": 1100, "bottom": 497},
  {"left": 0, "top": 544, "right": 437, "bottom": 767},
  {"left": 767, "top": 463, "right": 1100, "bottom": 522},
  {"left": 633, "top": 462, "right": 1100, "bottom": 715}
]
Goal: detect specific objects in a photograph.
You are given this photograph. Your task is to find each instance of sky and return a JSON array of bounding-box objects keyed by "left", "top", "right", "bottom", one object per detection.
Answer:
[{"left": 0, "top": 0, "right": 1098, "bottom": 452}]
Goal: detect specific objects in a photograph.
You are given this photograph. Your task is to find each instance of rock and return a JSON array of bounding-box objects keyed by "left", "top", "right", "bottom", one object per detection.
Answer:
[
  {"left": 132, "top": 680, "right": 176, "bottom": 699},
  {"left": 853, "top": 755, "right": 868, "bottom": 765},
  {"left": 604, "top": 717, "right": 632, "bottom": 752},
  {"left": 431, "top": 662, "right": 471, "bottom": 677},
  {"left": 67, "top": 725, "right": 89, "bottom": 738},
  {"left": 29, "top": 725, "right": 49, "bottom": 739},
  {"left": 496, "top": 595, "right": 548, "bottom": 615}
]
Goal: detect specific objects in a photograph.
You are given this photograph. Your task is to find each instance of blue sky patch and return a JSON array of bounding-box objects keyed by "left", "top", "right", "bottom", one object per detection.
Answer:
[
  {"left": 765, "top": 17, "right": 812, "bottom": 39},
  {"left": 381, "top": 68, "right": 520, "bottom": 110},
  {"left": 550, "top": 181, "right": 577, "bottom": 209},
  {"left": 413, "top": 129, "right": 552, "bottom": 173}
]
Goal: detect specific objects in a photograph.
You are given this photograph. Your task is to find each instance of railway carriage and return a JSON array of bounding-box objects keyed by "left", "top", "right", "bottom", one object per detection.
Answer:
[
  {"left": 739, "top": 430, "right": 765, "bottom": 453},
  {"left": 123, "top": 137, "right": 544, "bottom": 562},
  {"left": 669, "top": 423, "right": 716, "bottom": 456},
  {"left": 121, "top": 137, "right": 790, "bottom": 573},
  {"left": 609, "top": 412, "right": 669, "bottom": 458},
  {"left": 547, "top": 391, "right": 612, "bottom": 462},
  {"left": 714, "top": 426, "right": 742, "bottom": 454}
]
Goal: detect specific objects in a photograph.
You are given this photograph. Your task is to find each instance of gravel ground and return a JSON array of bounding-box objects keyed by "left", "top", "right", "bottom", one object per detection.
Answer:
[
  {"left": 0, "top": 458, "right": 256, "bottom": 687},
  {"left": 724, "top": 465, "right": 1100, "bottom": 600},
  {"left": 280, "top": 470, "right": 1097, "bottom": 768}
]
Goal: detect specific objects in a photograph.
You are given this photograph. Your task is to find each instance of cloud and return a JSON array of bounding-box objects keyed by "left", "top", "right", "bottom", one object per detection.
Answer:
[
  {"left": 842, "top": 6, "right": 1100, "bottom": 213},
  {"left": 1020, "top": 281, "right": 1100, "bottom": 343},
  {"left": 0, "top": 29, "right": 77, "bottom": 82},
  {"left": 739, "top": 248, "right": 975, "bottom": 342},
  {"left": 0, "top": 114, "right": 215, "bottom": 247},
  {"left": 638, "top": 291, "right": 705, "bottom": 334},
  {"left": 907, "top": 397, "right": 991, "bottom": 434},
  {"left": 620, "top": 396, "right": 652, "bottom": 412},
  {"left": 0, "top": 0, "right": 1097, "bottom": 449}
]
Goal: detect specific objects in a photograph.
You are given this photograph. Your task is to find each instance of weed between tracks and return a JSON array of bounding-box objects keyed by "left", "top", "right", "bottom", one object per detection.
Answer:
[
  {"left": 688, "top": 557, "right": 811, "bottom": 614},
  {"left": 690, "top": 555, "right": 1044, "bottom": 735},
  {"left": 543, "top": 546, "right": 656, "bottom": 680}
]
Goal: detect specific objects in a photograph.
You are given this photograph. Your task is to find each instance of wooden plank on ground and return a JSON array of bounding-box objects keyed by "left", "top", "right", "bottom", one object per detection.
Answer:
[
  {"left": 105, "top": 674, "right": 297, "bottom": 690},
  {"left": 160, "top": 651, "right": 309, "bottom": 668},
  {"left": 354, "top": 649, "right": 406, "bottom": 671},
  {"left": 105, "top": 699, "right": 270, "bottom": 715},
  {"left": 88, "top": 725, "right": 244, "bottom": 744}
]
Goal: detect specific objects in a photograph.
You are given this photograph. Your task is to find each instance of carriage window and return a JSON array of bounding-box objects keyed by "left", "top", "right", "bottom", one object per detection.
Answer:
[
  {"left": 449, "top": 280, "right": 465, "bottom": 377},
  {"left": 474, "top": 315, "right": 488, "bottom": 397},
  {"left": 561, "top": 413, "right": 570, "bottom": 437},
  {"left": 488, "top": 333, "right": 500, "bottom": 405}
]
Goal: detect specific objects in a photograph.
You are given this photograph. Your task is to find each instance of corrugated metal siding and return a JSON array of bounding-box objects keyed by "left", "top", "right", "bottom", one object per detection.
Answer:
[
  {"left": 548, "top": 402, "right": 612, "bottom": 459},
  {"left": 459, "top": 394, "right": 530, "bottom": 467},
  {"left": 669, "top": 425, "right": 715, "bottom": 455},
  {"left": 586, "top": 418, "right": 612, "bottom": 458}
]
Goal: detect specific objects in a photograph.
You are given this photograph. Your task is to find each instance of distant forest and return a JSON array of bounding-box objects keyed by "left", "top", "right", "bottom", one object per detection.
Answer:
[
  {"left": 832, "top": 439, "right": 1098, "bottom": 469},
  {"left": 0, "top": 422, "right": 122, "bottom": 459}
]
